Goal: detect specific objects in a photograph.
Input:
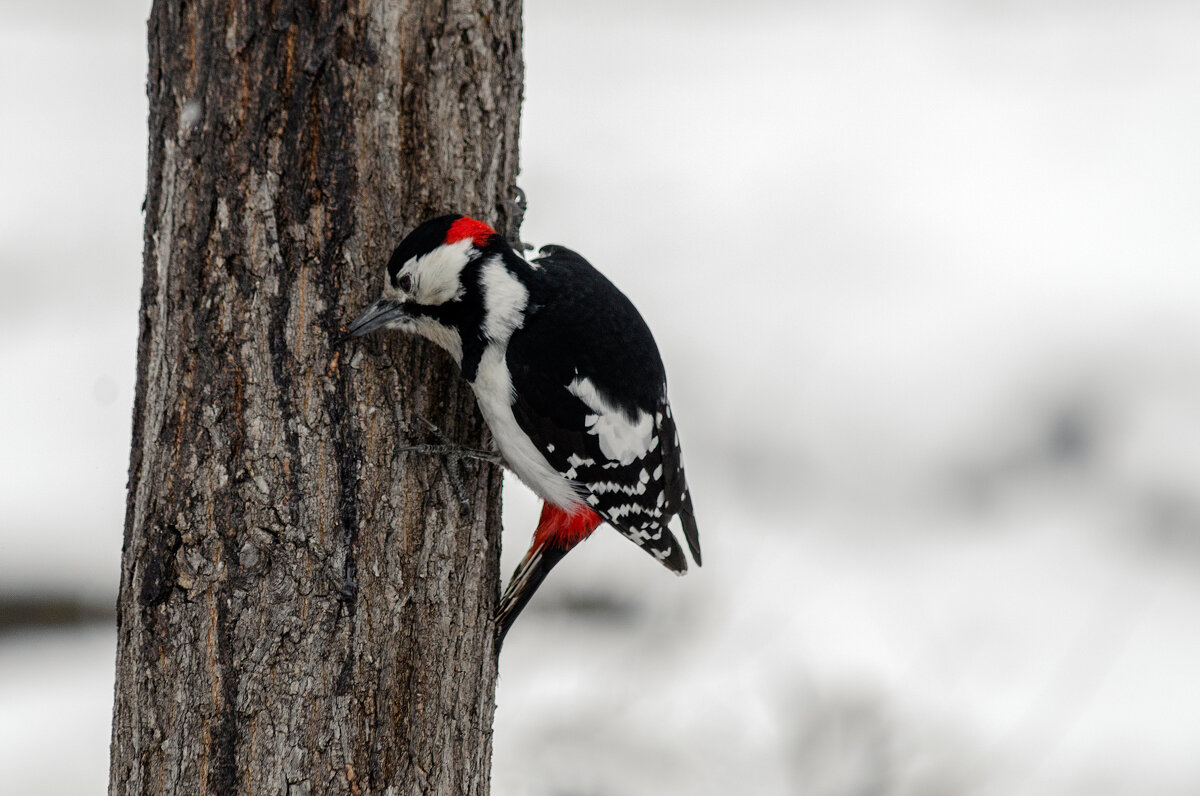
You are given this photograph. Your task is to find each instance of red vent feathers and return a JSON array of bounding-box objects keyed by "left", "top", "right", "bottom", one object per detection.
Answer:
[
  {"left": 532, "top": 503, "right": 603, "bottom": 553},
  {"left": 445, "top": 217, "right": 496, "bottom": 247}
]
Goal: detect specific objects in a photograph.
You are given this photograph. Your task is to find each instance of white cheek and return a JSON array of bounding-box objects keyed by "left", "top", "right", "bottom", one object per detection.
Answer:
[{"left": 413, "top": 239, "right": 473, "bottom": 305}]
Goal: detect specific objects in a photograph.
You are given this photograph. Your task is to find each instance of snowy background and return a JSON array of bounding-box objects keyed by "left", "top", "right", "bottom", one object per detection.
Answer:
[{"left": 2, "top": 0, "right": 1199, "bottom": 793}]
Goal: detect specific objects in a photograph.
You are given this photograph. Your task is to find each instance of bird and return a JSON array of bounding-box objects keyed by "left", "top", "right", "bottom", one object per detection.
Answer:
[{"left": 344, "top": 213, "right": 700, "bottom": 646}]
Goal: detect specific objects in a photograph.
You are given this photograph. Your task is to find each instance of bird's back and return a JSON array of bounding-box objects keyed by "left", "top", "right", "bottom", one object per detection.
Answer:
[{"left": 505, "top": 246, "right": 701, "bottom": 570}]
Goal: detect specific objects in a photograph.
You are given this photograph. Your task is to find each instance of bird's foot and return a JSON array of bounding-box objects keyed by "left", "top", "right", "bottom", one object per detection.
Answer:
[
  {"left": 400, "top": 416, "right": 505, "bottom": 468},
  {"left": 396, "top": 442, "right": 505, "bottom": 468},
  {"left": 401, "top": 417, "right": 504, "bottom": 518},
  {"left": 501, "top": 186, "right": 534, "bottom": 254}
]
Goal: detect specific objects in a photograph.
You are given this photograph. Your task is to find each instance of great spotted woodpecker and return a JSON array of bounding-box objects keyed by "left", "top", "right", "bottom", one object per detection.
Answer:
[{"left": 345, "top": 214, "right": 701, "bottom": 645}]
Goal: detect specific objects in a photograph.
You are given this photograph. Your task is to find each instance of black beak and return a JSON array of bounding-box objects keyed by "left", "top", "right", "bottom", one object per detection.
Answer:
[{"left": 338, "top": 299, "right": 406, "bottom": 346}]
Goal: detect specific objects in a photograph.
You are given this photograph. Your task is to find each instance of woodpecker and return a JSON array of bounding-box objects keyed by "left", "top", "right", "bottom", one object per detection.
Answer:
[{"left": 344, "top": 214, "right": 701, "bottom": 645}]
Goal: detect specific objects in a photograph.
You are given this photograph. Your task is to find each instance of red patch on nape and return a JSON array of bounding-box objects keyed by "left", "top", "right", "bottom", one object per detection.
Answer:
[
  {"left": 445, "top": 216, "right": 496, "bottom": 248},
  {"left": 532, "top": 503, "right": 603, "bottom": 553}
]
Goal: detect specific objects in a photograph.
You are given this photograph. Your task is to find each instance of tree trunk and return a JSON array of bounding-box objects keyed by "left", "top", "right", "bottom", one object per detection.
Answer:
[{"left": 110, "top": 2, "right": 522, "bottom": 794}]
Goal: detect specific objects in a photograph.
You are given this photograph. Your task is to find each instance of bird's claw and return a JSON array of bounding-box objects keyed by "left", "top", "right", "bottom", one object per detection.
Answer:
[
  {"left": 503, "top": 185, "right": 527, "bottom": 215},
  {"left": 404, "top": 416, "right": 505, "bottom": 468},
  {"left": 501, "top": 186, "right": 534, "bottom": 254},
  {"left": 396, "top": 443, "right": 505, "bottom": 468}
]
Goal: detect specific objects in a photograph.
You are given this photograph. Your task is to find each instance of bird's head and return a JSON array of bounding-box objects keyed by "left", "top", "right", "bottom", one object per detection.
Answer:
[{"left": 343, "top": 214, "right": 502, "bottom": 359}]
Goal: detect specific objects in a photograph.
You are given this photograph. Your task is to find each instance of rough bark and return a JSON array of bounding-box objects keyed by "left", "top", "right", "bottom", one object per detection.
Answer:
[{"left": 110, "top": 2, "right": 522, "bottom": 794}]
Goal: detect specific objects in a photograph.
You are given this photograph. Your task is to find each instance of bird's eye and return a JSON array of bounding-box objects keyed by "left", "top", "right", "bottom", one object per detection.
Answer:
[{"left": 398, "top": 274, "right": 412, "bottom": 293}]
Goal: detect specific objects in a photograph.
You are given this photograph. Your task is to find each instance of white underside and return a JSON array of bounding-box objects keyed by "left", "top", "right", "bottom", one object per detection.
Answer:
[{"left": 472, "top": 345, "right": 585, "bottom": 511}]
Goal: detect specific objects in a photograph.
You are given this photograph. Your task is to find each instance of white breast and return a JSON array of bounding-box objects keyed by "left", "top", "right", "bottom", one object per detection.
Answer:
[{"left": 471, "top": 345, "right": 584, "bottom": 510}]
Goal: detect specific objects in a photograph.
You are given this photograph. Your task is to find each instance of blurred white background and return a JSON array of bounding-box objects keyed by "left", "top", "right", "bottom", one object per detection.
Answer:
[{"left": 2, "top": 0, "right": 1199, "bottom": 793}]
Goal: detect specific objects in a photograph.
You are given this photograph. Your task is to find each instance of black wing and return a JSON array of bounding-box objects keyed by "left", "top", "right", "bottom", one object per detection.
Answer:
[{"left": 506, "top": 246, "right": 701, "bottom": 570}]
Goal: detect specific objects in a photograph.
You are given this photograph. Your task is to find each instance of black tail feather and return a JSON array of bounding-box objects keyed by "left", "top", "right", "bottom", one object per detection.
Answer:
[
  {"left": 680, "top": 490, "right": 701, "bottom": 567},
  {"left": 495, "top": 545, "right": 567, "bottom": 649}
]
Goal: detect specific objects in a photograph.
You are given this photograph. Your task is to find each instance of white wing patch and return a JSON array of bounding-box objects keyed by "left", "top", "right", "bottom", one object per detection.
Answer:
[{"left": 566, "top": 376, "right": 655, "bottom": 466}]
